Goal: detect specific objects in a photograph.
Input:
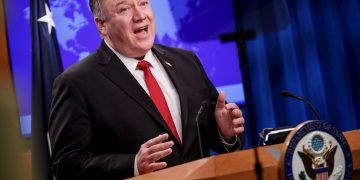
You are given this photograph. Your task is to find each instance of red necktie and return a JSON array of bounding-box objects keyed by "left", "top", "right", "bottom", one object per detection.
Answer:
[{"left": 137, "top": 60, "right": 181, "bottom": 144}]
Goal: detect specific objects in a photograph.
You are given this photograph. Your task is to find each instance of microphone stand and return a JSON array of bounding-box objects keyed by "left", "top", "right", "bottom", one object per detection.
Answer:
[{"left": 220, "top": 0, "right": 261, "bottom": 179}]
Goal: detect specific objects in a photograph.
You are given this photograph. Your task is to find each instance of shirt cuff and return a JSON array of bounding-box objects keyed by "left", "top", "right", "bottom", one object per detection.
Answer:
[
  {"left": 218, "top": 128, "right": 238, "bottom": 148},
  {"left": 134, "top": 154, "right": 139, "bottom": 176}
]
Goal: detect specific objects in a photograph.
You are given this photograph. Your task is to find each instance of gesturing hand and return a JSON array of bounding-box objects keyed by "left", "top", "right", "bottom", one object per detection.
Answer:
[
  {"left": 136, "top": 133, "right": 174, "bottom": 175},
  {"left": 215, "top": 92, "right": 245, "bottom": 141}
]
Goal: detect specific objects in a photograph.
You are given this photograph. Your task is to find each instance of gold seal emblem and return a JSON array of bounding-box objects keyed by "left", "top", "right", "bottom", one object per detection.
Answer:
[{"left": 297, "top": 133, "right": 338, "bottom": 179}]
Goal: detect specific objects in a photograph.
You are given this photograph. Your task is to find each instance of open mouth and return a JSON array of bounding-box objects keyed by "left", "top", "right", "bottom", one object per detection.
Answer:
[{"left": 134, "top": 25, "right": 148, "bottom": 34}]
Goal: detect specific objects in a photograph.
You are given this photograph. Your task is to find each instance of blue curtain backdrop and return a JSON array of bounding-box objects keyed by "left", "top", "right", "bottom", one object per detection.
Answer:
[{"left": 237, "top": 0, "right": 360, "bottom": 148}]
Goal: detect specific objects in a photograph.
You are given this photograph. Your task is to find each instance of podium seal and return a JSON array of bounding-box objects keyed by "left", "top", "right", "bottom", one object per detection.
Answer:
[{"left": 280, "top": 120, "right": 353, "bottom": 180}]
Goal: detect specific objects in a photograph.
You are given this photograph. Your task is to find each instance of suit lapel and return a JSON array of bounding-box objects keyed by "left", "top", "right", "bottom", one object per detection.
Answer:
[
  {"left": 97, "top": 42, "right": 172, "bottom": 136},
  {"left": 152, "top": 45, "right": 190, "bottom": 138}
]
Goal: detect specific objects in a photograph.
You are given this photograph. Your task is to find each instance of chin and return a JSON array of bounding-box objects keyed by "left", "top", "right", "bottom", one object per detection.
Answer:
[{"left": 139, "top": 42, "right": 154, "bottom": 52}]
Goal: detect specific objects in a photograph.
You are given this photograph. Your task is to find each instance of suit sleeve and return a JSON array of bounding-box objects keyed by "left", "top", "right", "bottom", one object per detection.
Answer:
[
  {"left": 49, "top": 73, "right": 135, "bottom": 180},
  {"left": 191, "top": 52, "right": 244, "bottom": 153}
]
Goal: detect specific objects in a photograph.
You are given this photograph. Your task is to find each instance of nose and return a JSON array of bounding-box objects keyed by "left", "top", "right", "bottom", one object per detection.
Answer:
[{"left": 132, "top": 5, "right": 146, "bottom": 22}]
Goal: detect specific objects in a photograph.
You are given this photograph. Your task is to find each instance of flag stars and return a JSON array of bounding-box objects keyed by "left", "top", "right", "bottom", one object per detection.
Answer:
[{"left": 37, "top": 3, "right": 55, "bottom": 35}]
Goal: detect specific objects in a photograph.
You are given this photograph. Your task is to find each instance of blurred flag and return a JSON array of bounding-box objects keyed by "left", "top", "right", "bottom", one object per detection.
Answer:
[
  {"left": 1, "top": 1, "right": 26, "bottom": 179},
  {"left": 30, "top": 0, "right": 63, "bottom": 179}
]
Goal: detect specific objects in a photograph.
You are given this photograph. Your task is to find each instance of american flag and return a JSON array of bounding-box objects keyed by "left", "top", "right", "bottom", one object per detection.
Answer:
[
  {"left": 315, "top": 167, "right": 329, "bottom": 180},
  {"left": 30, "top": 0, "right": 63, "bottom": 179}
]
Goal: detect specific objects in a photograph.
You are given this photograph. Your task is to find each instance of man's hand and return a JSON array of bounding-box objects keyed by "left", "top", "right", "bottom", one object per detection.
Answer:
[
  {"left": 215, "top": 91, "right": 245, "bottom": 141},
  {"left": 136, "top": 134, "right": 174, "bottom": 175}
]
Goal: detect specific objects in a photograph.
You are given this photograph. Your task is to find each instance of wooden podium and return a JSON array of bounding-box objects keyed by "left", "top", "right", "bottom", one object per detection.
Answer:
[{"left": 131, "top": 129, "right": 360, "bottom": 179}]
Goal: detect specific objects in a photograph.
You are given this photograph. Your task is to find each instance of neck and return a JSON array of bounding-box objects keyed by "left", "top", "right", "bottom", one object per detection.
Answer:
[{"left": 103, "top": 39, "right": 148, "bottom": 60}]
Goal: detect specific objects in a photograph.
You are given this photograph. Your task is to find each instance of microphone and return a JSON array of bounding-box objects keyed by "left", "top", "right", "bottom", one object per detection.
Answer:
[
  {"left": 281, "top": 90, "right": 321, "bottom": 120},
  {"left": 195, "top": 101, "right": 208, "bottom": 159}
]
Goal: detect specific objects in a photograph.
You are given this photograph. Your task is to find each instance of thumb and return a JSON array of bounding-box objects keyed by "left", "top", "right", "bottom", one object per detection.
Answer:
[{"left": 216, "top": 91, "right": 226, "bottom": 109}]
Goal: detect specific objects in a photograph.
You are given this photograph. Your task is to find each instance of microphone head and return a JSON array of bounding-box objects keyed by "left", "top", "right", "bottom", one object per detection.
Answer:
[
  {"left": 281, "top": 90, "right": 292, "bottom": 98},
  {"left": 281, "top": 90, "right": 302, "bottom": 100}
]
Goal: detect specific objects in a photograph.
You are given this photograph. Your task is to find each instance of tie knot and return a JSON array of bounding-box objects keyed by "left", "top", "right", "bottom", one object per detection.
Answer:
[{"left": 137, "top": 60, "right": 150, "bottom": 71}]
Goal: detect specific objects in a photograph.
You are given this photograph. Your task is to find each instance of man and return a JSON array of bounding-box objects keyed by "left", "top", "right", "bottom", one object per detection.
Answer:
[{"left": 49, "top": 0, "right": 245, "bottom": 179}]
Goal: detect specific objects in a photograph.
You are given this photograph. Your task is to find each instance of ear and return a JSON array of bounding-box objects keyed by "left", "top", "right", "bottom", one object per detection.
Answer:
[{"left": 95, "top": 17, "right": 107, "bottom": 36}]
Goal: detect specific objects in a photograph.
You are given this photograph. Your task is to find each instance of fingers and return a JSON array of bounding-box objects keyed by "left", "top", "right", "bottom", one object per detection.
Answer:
[
  {"left": 232, "top": 116, "right": 245, "bottom": 125},
  {"left": 216, "top": 91, "right": 226, "bottom": 109},
  {"left": 230, "top": 108, "right": 243, "bottom": 118},
  {"left": 147, "top": 144, "right": 173, "bottom": 162},
  {"left": 142, "top": 147, "right": 172, "bottom": 172},
  {"left": 146, "top": 141, "right": 173, "bottom": 161},
  {"left": 233, "top": 126, "right": 245, "bottom": 134},
  {"left": 137, "top": 134, "right": 174, "bottom": 175},
  {"left": 147, "top": 162, "right": 167, "bottom": 171},
  {"left": 225, "top": 103, "right": 238, "bottom": 109},
  {"left": 232, "top": 117, "right": 245, "bottom": 134},
  {"left": 225, "top": 103, "right": 243, "bottom": 118},
  {"left": 229, "top": 105, "right": 245, "bottom": 135},
  {"left": 143, "top": 133, "right": 169, "bottom": 148}
]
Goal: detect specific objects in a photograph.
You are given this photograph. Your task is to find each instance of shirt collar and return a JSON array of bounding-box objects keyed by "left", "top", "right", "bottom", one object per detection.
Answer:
[{"left": 104, "top": 40, "right": 159, "bottom": 71}]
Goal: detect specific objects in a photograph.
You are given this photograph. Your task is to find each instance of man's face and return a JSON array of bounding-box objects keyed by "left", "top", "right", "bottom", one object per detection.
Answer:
[{"left": 97, "top": 0, "right": 155, "bottom": 58}]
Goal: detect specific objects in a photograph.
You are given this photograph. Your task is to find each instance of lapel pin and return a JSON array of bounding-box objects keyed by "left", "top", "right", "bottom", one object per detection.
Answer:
[{"left": 165, "top": 61, "right": 173, "bottom": 67}]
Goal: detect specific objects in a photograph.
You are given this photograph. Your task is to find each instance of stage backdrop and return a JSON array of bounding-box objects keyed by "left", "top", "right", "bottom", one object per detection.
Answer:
[
  {"left": 4, "top": 0, "right": 360, "bottom": 149},
  {"left": 239, "top": 0, "right": 360, "bottom": 147}
]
